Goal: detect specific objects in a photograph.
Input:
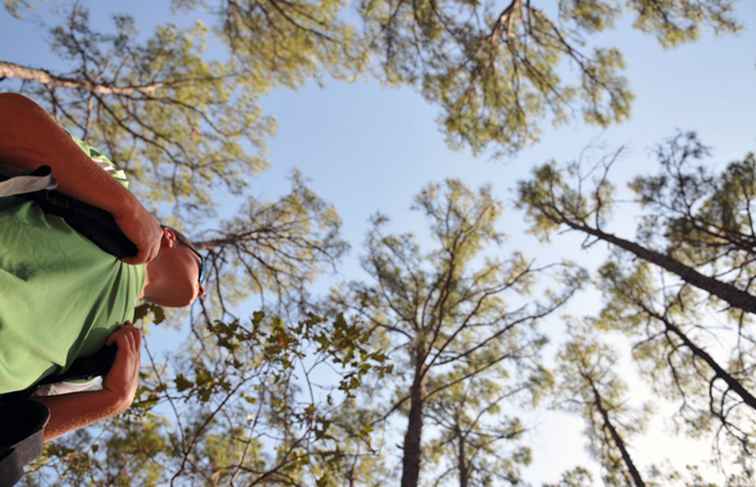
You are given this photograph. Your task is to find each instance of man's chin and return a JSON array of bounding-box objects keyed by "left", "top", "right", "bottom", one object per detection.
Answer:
[{"left": 146, "top": 292, "right": 194, "bottom": 308}]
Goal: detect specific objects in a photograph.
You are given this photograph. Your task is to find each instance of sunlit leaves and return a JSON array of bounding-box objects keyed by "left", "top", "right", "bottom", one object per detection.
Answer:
[
  {"left": 210, "top": 0, "right": 369, "bottom": 86},
  {"left": 133, "top": 302, "right": 167, "bottom": 325},
  {"left": 627, "top": 0, "right": 740, "bottom": 47},
  {"left": 543, "top": 466, "right": 595, "bottom": 487},
  {"left": 517, "top": 151, "right": 619, "bottom": 242},
  {"left": 360, "top": 0, "right": 734, "bottom": 155}
]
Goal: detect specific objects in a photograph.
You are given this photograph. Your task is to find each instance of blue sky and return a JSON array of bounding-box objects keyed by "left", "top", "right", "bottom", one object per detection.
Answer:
[{"left": 2, "top": 1, "right": 756, "bottom": 484}]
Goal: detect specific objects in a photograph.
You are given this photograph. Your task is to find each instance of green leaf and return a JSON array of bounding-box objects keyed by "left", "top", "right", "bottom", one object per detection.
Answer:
[
  {"left": 133, "top": 302, "right": 166, "bottom": 325},
  {"left": 252, "top": 310, "right": 265, "bottom": 325},
  {"left": 133, "top": 303, "right": 150, "bottom": 322},
  {"left": 175, "top": 374, "right": 193, "bottom": 392}
]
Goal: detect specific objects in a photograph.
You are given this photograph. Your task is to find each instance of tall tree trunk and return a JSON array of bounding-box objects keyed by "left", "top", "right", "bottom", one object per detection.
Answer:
[
  {"left": 401, "top": 361, "right": 425, "bottom": 487},
  {"left": 589, "top": 381, "right": 646, "bottom": 487},
  {"left": 455, "top": 422, "right": 469, "bottom": 487},
  {"left": 566, "top": 221, "right": 756, "bottom": 315}
]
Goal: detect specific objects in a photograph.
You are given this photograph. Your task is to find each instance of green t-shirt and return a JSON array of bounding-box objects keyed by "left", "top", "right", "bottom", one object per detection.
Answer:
[{"left": 0, "top": 139, "right": 145, "bottom": 394}]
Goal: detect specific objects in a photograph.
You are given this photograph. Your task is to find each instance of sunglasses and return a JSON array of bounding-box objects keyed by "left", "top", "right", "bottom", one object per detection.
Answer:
[
  {"left": 185, "top": 244, "right": 207, "bottom": 286},
  {"left": 161, "top": 225, "right": 207, "bottom": 286}
]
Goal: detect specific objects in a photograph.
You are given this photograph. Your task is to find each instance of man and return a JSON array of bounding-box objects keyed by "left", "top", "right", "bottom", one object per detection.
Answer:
[{"left": 0, "top": 92, "right": 206, "bottom": 442}]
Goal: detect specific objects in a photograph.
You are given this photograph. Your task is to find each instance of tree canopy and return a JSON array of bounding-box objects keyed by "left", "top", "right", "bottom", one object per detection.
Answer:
[{"left": 1, "top": 1, "right": 753, "bottom": 485}]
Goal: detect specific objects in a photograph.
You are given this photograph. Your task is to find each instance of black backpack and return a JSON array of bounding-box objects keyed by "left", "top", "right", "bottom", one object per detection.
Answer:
[{"left": 0, "top": 165, "right": 138, "bottom": 486}]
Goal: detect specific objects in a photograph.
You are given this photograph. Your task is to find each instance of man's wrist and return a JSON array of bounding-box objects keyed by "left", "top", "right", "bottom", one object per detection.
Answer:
[{"left": 98, "top": 384, "right": 128, "bottom": 410}]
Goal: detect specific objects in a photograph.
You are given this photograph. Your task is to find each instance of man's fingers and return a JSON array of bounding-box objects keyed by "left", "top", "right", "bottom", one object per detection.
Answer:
[
  {"left": 127, "top": 326, "right": 141, "bottom": 359},
  {"left": 110, "top": 323, "right": 138, "bottom": 353},
  {"left": 114, "top": 205, "right": 163, "bottom": 266},
  {"left": 123, "top": 243, "right": 159, "bottom": 265},
  {"left": 106, "top": 323, "right": 142, "bottom": 382},
  {"left": 130, "top": 328, "right": 142, "bottom": 381},
  {"left": 127, "top": 328, "right": 138, "bottom": 354},
  {"left": 116, "top": 332, "right": 131, "bottom": 356}
]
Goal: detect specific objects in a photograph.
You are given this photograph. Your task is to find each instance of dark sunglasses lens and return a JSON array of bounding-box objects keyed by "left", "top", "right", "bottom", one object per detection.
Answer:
[{"left": 198, "top": 254, "right": 208, "bottom": 284}]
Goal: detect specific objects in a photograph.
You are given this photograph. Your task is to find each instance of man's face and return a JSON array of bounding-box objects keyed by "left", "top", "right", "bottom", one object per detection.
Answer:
[
  {"left": 157, "top": 228, "right": 207, "bottom": 306},
  {"left": 176, "top": 242, "right": 207, "bottom": 304}
]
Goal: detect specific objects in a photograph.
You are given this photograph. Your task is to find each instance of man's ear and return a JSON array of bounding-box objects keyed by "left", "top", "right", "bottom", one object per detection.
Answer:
[{"left": 162, "top": 227, "right": 177, "bottom": 249}]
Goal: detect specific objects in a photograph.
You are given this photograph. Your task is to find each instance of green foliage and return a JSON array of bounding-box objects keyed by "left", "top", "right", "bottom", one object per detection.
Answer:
[
  {"left": 133, "top": 302, "right": 167, "bottom": 325},
  {"left": 204, "top": 0, "right": 369, "bottom": 87},
  {"left": 360, "top": 0, "right": 736, "bottom": 155},
  {"left": 23, "top": 310, "right": 388, "bottom": 485},
  {"left": 631, "top": 132, "right": 756, "bottom": 298},
  {"left": 645, "top": 461, "right": 721, "bottom": 487},
  {"left": 0, "top": 1, "right": 747, "bottom": 484},
  {"left": 424, "top": 369, "right": 536, "bottom": 485},
  {"left": 627, "top": 0, "right": 740, "bottom": 47},
  {"left": 25, "top": 414, "right": 170, "bottom": 486},
  {"left": 37, "top": 6, "right": 274, "bottom": 216},
  {"left": 3, "top": 1, "right": 739, "bottom": 159},
  {"left": 543, "top": 466, "right": 594, "bottom": 487},
  {"left": 594, "top": 253, "right": 756, "bottom": 464}
]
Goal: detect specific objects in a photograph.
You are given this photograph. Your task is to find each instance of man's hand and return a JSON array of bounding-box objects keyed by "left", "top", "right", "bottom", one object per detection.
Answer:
[
  {"left": 114, "top": 203, "right": 162, "bottom": 265},
  {"left": 103, "top": 322, "right": 142, "bottom": 410},
  {"left": 37, "top": 322, "right": 143, "bottom": 442}
]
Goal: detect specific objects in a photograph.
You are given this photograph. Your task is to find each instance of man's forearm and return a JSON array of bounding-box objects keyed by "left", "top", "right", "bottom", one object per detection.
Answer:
[
  {"left": 0, "top": 92, "right": 140, "bottom": 218},
  {"left": 35, "top": 389, "right": 126, "bottom": 443}
]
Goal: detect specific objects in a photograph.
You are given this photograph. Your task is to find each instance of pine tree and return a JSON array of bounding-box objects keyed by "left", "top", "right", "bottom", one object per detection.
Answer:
[
  {"left": 329, "top": 179, "right": 584, "bottom": 486},
  {"left": 554, "top": 327, "right": 650, "bottom": 487}
]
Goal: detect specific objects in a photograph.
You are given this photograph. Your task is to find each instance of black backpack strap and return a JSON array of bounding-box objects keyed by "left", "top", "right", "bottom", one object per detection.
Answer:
[
  {"left": 0, "top": 399, "right": 50, "bottom": 487},
  {"left": 36, "top": 344, "right": 118, "bottom": 386}
]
